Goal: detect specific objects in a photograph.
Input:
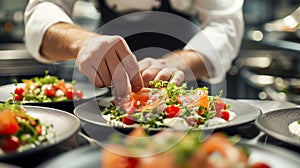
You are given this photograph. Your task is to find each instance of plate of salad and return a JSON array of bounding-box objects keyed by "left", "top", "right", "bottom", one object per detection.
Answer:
[
  {"left": 0, "top": 72, "right": 108, "bottom": 111},
  {"left": 0, "top": 101, "right": 80, "bottom": 160},
  {"left": 38, "top": 128, "right": 300, "bottom": 168},
  {"left": 74, "top": 80, "right": 262, "bottom": 133}
]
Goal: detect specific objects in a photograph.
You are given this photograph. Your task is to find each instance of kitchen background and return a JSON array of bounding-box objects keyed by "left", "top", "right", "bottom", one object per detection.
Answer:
[{"left": 0, "top": 0, "right": 299, "bottom": 104}]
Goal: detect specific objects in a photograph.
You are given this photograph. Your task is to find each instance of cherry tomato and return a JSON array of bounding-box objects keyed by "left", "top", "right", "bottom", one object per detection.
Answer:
[
  {"left": 164, "top": 105, "right": 180, "bottom": 118},
  {"left": 252, "top": 162, "right": 271, "bottom": 168},
  {"left": 121, "top": 98, "right": 137, "bottom": 114},
  {"left": 0, "top": 136, "right": 20, "bottom": 152},
  {"left": 66, "top": 89, "right": 75, "bottom": 99},
  {"left": 14, "top": 87, "right": 24, "bottom": 95},
  {"left": 75, "top": 90, "right": 83, "bottom": 99},
  {"left": 215, "top": 98, "right": 226, "bottom": 117},
  {"left": 14, "top": 94, "right": 23, "bottom": 101},
  {"left": 122, "top": 116, "right": 136, "bottom": 125},
  {"left": 45, "top": 85, "right": 56, "bottom": 97},
  {"left": 0, "top": 110, "right": 19, "bottom": 135},
  {"left": 220, "top": 111, "right": 230, "bottom": 121}
]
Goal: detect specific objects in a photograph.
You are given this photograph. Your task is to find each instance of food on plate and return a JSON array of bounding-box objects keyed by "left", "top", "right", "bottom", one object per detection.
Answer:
[
  {"left": 288, "top": 120, "right": 300, "bottom": 136},
  {"left": 0, "top": 101, "right": 53, "bottom": 153},
  {"left": 101, "top": 128, "right": 271, "bottom": 168},
  {"left": 11, "top": 71, "right": 83, "bottom": 102},
  {"left": 102, "top": 80, "right": 235, "bottom": 129}
]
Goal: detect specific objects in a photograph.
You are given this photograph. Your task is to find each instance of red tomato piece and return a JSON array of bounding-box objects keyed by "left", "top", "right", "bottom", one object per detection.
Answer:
[
  {"left": 0, "top": 136, "right": 20, "bottom": 153},
  {"left": 75, "top": 90, "right": 83, "bottom": 99},
  {"left": 165, "top": 105, "right": 180, "bottom": 118},
  {"left": 251, "top": 162, "right": 271, "bottom": 168},
  {"left": 14, "top": 94, "right": 23, "bottom": 101},
  {"left": 122, "top": 116, "right": 136, "bottom": 125},
  {"left": 14, "top": 87, "right": 24, "bottom": 95},
  {"left": 66, "top": 89, "right": 75, "bottom": 99},
  {"left": 0, "top": 110, "right": 19, "bottom": 135},
  {"left": 220, "top": 111, "right": 230, "bottom": 121},
  {"left": 45, "top": 85, "right": 56, "bottom": 97},
  {"left": 123, "top": 157, "right": 139, "bottom": 168}
]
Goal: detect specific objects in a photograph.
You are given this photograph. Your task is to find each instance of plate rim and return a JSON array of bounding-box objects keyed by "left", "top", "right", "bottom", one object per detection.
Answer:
[
  {"left": 74, "top": 97, "right": 262, "bottom": 131},
  {"left": 0, "top": 82, "right": 109, "bottom": 104},
  {"left": 38, "top": 139, "right": 300, "bottom": 168},
  {"left": 255, "top": 107, "right": 300, "bottom": 147}
]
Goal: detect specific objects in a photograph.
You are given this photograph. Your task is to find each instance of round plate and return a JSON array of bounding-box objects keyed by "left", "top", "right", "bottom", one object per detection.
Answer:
[
  {"left": 74, "top": 97, "right": 262, "bottom": 133},
  {"left": 37, "top": 141, "right": 300, "bottom": 168},
  {"left": 255, "top": 108, "right": 300, "bottom": 147},
  {"left": 0, "top": 82, "right": 108, "bottom": 111},
  {"left": 0, "top": 82, "right": 108, "bottom": 103},
  {"left": 0, "top": 106, "right": 81, "bottom": 160}
]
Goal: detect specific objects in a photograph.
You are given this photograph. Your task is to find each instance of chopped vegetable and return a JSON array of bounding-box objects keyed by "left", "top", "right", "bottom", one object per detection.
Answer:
[
  {"left": 12, "top": 71, "right": 83, "bottom": 103},
  {"left": 102, "top": 80, "right": 234, "bottom": 129},
  {"left": 0, "top": 101, "right": 52, "bottom": 153}
]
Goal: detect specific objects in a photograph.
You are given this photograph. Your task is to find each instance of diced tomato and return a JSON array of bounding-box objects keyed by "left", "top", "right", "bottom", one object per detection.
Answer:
[
  {"left": 75, "top": 90, "right": 84, "bottom": 99},
  {"left": 120, "top": 98, "right": 137, "bottom": 114},
  {"left": 66, "top": 89, "right": 75, "bottom": 99},
  {"left": 198, "top": 106, "right": 206, "bottom": 115},
  {"left": 0, "top": 110, "right": 19, "bottom": 135},
  {"left": 123, "top": 157, "right": 139, "bottom": 168},
  {"left": 14, "top": 87, "right": 24, "bottom": 95},
  {"left": 164, "top": 105, "right": 180, "bottom": 118},
  {"left": 0, "top": 135, "right": 20, "bottom": 153},
  {"left": 215, "top": 98, "right": 226, "bottom": 117},
  {"left": 45, "top": 85, "right": 56, "bottom": 97},
  {"left": 220, "top": 111, "right": 230, "bottom": 121},
  {"left": 14, "top": 94, "right": 23, "bottom": 101},
  {"left": 122, "top": 116, "right": 136, "bottom": 125},
  {"left": 251, "top": 162, "right": 271, "bottom": 168}
]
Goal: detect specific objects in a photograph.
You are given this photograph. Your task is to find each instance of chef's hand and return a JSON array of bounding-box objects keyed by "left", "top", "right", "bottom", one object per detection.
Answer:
[
  {"left": 76, "top": 35, "right": 144, "bottom": 96},
  {"left": 138, "top": 58, "right": 185, "bottom": 87}
]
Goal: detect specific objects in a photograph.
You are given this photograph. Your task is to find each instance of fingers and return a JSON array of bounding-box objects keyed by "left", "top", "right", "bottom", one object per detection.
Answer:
[
  {"left": 114, "top": 37, "right": 143, "bottom": 92},
  {"left": 139, "top": 58, "right": 185, "bottom": 87},
  {"left": 105, "top": 49, "right": 130, "bottom": 96}
]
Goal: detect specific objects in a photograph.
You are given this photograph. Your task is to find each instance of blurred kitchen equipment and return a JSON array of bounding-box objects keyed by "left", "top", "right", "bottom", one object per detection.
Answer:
[
  {"left": 0, "top": 0, "right": 28, "bottom": 43},
  {"left": 235, "top": 50, "right": 300, "bottom": 104},
  {"left": 264, "top": 6, "right": 300, "bottom": 32}
]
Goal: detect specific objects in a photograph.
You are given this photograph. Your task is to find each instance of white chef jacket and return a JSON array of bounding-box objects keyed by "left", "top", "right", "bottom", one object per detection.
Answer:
[{"left": 24, "top": 0, "right": 244, "bottom": 83}]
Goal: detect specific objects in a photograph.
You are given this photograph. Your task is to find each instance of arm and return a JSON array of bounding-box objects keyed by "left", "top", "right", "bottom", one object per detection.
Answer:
[
  {"left": 24, "top": 0, "right": 144, "bottom": 96},
  {"left": 184, "top": 0, "right": 244, "bottom": 83},
  {"left": 157, "top": 0, "right": 244, "bottom": 83}
]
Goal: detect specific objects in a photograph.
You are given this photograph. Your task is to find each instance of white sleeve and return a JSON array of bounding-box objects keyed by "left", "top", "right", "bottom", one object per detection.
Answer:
[
  {"left": 184, "top": 0, "right": 244, "bottom": 83},
  {"left": 24, "top": 0, "right": 77, "bottom": 64}
]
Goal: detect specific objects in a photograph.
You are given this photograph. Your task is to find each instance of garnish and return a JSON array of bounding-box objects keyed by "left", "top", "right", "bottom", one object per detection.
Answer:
[
  {"left": 0, "top": 100, "right": 53, "bottom": 153},
  {"left": 101, "top": 80, "right": 233, "bottom": 129}
]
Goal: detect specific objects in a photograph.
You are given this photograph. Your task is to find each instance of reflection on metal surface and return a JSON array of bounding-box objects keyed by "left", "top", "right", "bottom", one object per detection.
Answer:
[{"left": 248, "top": 30, "right": 264, "bottom": 41}]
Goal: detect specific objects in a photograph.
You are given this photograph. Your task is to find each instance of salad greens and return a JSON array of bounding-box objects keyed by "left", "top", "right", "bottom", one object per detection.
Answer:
[{"left": 102, "top": 80, "right": 232, "bottom": 129}]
